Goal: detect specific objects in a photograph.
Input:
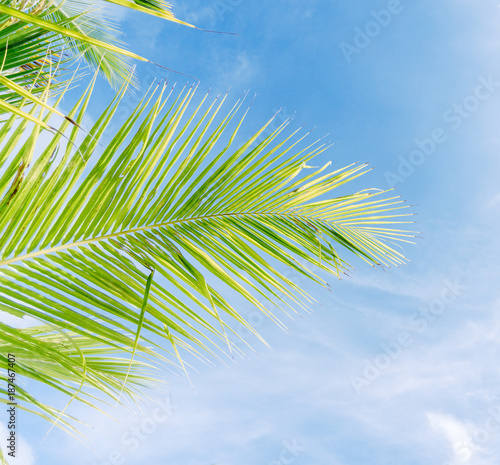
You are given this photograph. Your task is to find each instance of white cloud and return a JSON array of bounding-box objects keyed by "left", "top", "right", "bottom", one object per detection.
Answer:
[
  {"left": 0, "top": 424, "right": 35, "bottom": 465},
  {"left": 427, "top": 412, "right": 472, "bottom": 463}
]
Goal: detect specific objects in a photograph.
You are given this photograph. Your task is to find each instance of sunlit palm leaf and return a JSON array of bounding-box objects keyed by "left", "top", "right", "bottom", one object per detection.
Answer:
[
  {"left": 0, "top": 0, "right": 193, "bottom": 135},
  {"left": 0, "top": 77, "right": 414, "bottom": 432},
  {"left": 0, "top": 324, "right": 163, "bottom": 434},
  {"left": 0, "top": 0, "right": 193, "bottom": 84},
  {"left": 0, "top": 2, "right": 149, "bottom": 67}
]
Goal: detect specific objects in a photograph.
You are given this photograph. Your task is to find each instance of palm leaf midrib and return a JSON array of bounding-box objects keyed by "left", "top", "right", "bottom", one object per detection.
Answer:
[{"left": 0, "top": 210, "right": 314, "bottom": 267}]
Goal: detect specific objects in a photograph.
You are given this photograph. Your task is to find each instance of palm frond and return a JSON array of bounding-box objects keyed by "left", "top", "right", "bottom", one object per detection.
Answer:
[
  {"left": 0, "top": 324, "right": 163, "bottom": 434},
  {"left": 0, "top": 0, "right": 193, "bottom": 133},
  {"left": 0, "top": 79, "right": 414, "bottom": 431},
  {"left": 0, "top": 0, "right": 196, "bottom": 157},
  {"left": 0, "top": 0, "right": 193, "bottom": 85},
  {"left": 45, "top": 0, "right": 136, "bottom": 87},
  {"left": 0, "top": 2, "right": 148, "bottom": 64}
]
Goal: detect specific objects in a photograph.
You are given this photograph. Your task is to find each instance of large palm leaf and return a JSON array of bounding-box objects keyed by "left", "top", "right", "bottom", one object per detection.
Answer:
[{"left": 0, "top": 76, "right": 414, "bottom": 434}]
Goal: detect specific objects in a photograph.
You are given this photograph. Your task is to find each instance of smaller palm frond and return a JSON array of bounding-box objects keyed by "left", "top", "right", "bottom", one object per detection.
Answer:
[
  {"left": 0, "top": 77, "right": 414, "bottom": 431},
  {"left": 44, "top": 0, "right": 137, "bottom": 87},
  {"left": 0, "top": 324, "right": 162, "bottom": 435},
  {"left": 1, "top": 0, "right": 138, "bottom": 87},
  {"left": 0, "top": 0, "right": 193, "bottom": 101},
  {"left": 0, "top": 0, "right": 197, "bottom": 144}
]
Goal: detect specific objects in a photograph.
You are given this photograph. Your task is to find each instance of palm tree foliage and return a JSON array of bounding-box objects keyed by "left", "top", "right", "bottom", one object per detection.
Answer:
[
  {"left": 0, "top": 324, "right": 161, "bottom": 434},
  {"left": 0, "top": 68, "right": 414, "bottom": 434},
  {"left": 0, "top": 0, "right": 191, "bottom": 126},
  {"left": 0, "top": 0, "right": 415, "bottom": 447}
]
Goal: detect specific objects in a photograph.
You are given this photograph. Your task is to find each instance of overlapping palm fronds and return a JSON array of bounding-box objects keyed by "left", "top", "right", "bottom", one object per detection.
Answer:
[
  {"left": 0, "top": 324, "right": 162, "bottom": 436},
  {"left": 0, "top": 74, "right": 414, "bottom": 431},
  {"left": 0, "top": 0, "right": 192, "bottom": 135},
  {"left": 1, "top": 0, "right": 191, "bottom": 85}
]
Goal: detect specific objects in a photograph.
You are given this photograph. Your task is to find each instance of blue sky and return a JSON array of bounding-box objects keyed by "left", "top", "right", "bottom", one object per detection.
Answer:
[{"left": 3, "top": 0, "right": 500, "bottom": 464}]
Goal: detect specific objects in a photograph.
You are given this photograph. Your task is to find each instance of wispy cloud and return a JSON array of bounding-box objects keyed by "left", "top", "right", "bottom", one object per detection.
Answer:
[{"left": 0, "top": 424, "right": 35, "bottom": 465}]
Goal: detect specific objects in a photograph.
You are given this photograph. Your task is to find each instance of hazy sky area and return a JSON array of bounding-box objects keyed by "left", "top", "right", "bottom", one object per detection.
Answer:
[{"left": 5, "top": 0, "right": 500, "bottom": 464}]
